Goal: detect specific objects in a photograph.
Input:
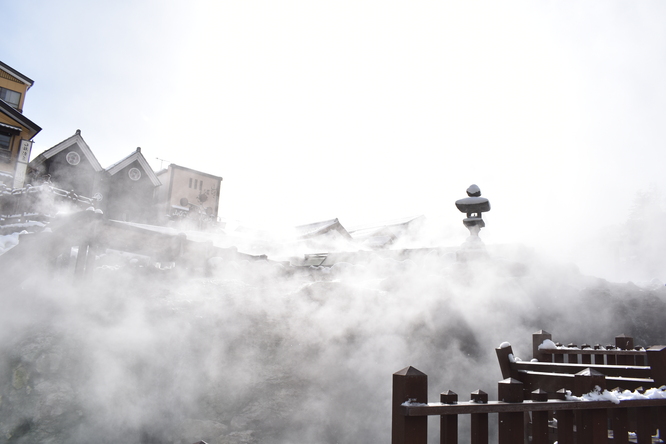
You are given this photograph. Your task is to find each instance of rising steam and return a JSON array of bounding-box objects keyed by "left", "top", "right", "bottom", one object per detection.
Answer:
[{"left": 1, "top": 204, "right": 666, "bottom": 444}]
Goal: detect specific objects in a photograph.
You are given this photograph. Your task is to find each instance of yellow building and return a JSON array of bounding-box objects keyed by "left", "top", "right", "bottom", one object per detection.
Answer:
[
  {"left": 155, "top": 164, "right": 222, "bottom": 223},
  {"left": 0, "top": 61, "right": 41, "bottom": 188}
]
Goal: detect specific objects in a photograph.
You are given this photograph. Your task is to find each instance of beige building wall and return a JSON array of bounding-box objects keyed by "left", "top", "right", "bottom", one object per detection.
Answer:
[
  {"left": 156, "top": 164, "right": 222, "bottom": 220},
  {"left": 0, "top": 70, "right": 29, "bottom": 111},
  {"left": 0, "top": 63, "right": 39, "bottom": 186}
]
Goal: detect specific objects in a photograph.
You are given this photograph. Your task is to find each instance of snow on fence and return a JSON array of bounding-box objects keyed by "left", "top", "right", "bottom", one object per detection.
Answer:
[
  {"left": 0, "top": 183, "right": 95, "bottom": 222},
  {"left": 532, "top": 330, "right": 658, "bottom": 367},
  {"left": 392, "top": 365, "right": 666, "bottom": 444},
  {"left": 496, "top": 331, "right": 666, "bottom": 399}
]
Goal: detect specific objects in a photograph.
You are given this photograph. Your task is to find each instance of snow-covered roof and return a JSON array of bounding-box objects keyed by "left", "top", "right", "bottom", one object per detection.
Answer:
[
  {"left": 105, "top": 148, "right": 161, "bottom": 187},
  {"left": 29, "top": 130, "right": 102, "bottom": 171}
]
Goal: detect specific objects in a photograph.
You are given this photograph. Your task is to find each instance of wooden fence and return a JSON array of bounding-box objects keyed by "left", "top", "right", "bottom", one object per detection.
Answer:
[
  {"left": 392, "top": 365, "right": 666, "bottom": 444},
  {"left": 497, "top": 332, "right": 666, "bottom": 399},
  {"left": 532, "top": 330, "right": 662, "bottom": 367}
]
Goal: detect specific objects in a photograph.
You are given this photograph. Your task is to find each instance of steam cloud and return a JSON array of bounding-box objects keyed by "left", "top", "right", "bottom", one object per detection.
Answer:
[{"left": 1, "top": 209, "right": 666, "bottom": 444}]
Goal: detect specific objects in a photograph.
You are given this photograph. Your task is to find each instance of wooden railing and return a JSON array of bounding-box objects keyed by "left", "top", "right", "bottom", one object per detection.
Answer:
[
  {"left": 392, "top": 365, "right": 666, "bottom": 444},
  {"left": 496, "top": 331, "right": 666, "bottom": 398}
]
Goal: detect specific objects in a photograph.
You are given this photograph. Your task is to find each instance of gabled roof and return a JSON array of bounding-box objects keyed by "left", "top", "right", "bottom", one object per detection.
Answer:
[
  {"left": 0, "top": 100, "right": 41, "bottom": 136},
  {"left": 105, "top": 148, "right": 161, "bottom": 187},
  {"left": 29, "top": 130, "right": 102, "bottom": 171},
  {"left": 294, "top": 218, "right": 353, "bottom": 240},
  {"left": 348, "top": 215, "right": 425, "bottom": 249},
  {"left": 0, "top": 61, "right": 34, "bottom": 89}
]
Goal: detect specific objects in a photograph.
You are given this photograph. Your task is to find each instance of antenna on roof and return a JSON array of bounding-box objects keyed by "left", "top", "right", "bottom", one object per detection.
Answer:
[{"left": 156, "top": 157, "right": 171, "bottom": 170}]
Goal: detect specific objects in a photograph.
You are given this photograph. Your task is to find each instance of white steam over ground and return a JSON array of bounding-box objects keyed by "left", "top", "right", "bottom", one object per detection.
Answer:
[{"left": 2, "top": 223, "right": 666, "bottom": 443}]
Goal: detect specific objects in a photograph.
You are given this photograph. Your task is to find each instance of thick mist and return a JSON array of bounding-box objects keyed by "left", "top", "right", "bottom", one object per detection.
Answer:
[{"left": 2, "top": 225, "right": 666, "bottom": 444}]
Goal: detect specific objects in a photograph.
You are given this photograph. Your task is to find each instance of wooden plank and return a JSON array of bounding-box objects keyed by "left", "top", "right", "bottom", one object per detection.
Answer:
[
  {"left": 635, "top": 407, "right": 652, "bottom": 444},
  {"left": 470, "top": 413, "right": 488, "bottom": 444},
  {"left": 578, "top": 409, "right": 608, "bottom": 444},
  {"left": 611, "top": 408, "right": 630, "bottom": 444},
  {"left": 556, "top": 409, "right": 575, "bottom": 444},
  {"left": 402, "top": 399, "right": 666, "bottom": 416},
  {"left": 541, "top": 349, "right": 646, "bottom": 356},
  {"left": 530, "top": 410, "right": 549, "bottom": 444},
  {"left": 514, "top": 361, "right": 652, "bottom": 377}
]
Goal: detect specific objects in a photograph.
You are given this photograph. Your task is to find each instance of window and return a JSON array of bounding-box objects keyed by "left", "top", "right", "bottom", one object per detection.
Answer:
[
  {"left": 189, "top": 178, "right": 192, "bottom": 188},
  {"left": 66, "top": 151, "right": 81, "bottom": 165},
  {"left": 199, "top": 180, "right": 203, "bottom": 191},
  {"left": 0, "top": 87, "right": 21, "bottom": 109},
  {"left": 128, "top": 168, "right": 141, "bottom": 181},
  {"left": 194, "top": 179, "right": 198, "bottom": 189},
  {"left": 0, "top": 131, "right": 11, "bottom": 163}
]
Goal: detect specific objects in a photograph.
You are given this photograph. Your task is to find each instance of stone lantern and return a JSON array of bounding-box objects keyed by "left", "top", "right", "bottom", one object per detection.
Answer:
[
  {"left": 455, "top": 184, "right": 490, "bottom": 260},
  {"left": 455, "top": 184, "right": 490, "bottom": 235}
]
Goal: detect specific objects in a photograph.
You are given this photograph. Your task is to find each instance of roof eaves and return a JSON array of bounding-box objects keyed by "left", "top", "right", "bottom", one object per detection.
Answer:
[
  {"left": 106, "top": 150, "right": 161, "bottom": 187},
  {"left": 0, "top": 61, "right": 34, "bottom": 88},
  {"left": 0, "top": 100, "right": 41, "bottom": 136},
  {"left": 31, "top": 131, "right": 103, "bottom": 171}
]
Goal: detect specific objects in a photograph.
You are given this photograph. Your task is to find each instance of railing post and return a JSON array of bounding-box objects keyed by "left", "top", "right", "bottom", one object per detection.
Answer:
[
  {"left": 646, "top": 345, "right": 666, "bottom": 387},
  {"left": 392, "top": 366, "right": 428, "bottom": 444},
  {"left": 470, "top": 390, "right": 488, "bottom": 444},
  {"left": 574, "top": 369, "right": 607, "bottom": 444},
  {"left": 553, "top": 389, "right": 575, "bottom": 444},
  {"left": 532, "top": 330, "right": 552, "bottom": 362},
  {"left": 440, "top": 390, "right": 457, "bottom": 444},
  {"left": 495, "top": 345, "right": 515, "bottom": 379},
  {"left": 566, "top": 343, "right": 578, "bottom": 364},
  {"left": 497, "top": 378, "right": 524, "bottom": 444},
  {"left": 610, "top": 407, "right": 630, "bottom": 444},
  {"left": 581, "top": 344, "right": 592, "bottom": 365},
  {"left": 530, "top": 389, "right": 549, "bottom": 444},
  {"left": 636, "top": 406, "right": 653, "bottom": 444},
  {"left": 616, "top": 334, "right": 634, "bottom": 365}
]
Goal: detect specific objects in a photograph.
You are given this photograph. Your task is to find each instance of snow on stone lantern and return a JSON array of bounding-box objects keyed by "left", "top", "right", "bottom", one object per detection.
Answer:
[{"left": 455, "top": 184, "right": 490, "bottom": 261}]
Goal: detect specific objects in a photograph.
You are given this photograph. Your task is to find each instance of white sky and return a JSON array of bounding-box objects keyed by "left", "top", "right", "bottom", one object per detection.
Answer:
[{"left": 3, "top": 1, "right": 666, "bottom": 252}]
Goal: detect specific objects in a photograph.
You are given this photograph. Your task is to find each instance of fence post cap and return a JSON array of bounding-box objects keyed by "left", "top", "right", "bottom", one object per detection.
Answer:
[
  {"left": 533, "top": 329, "right": 551, "bottom": 335},
  {"left": 498, "top": 377, "right": 523, "bottom": 385},
  {"left": 575, "top": 368, "right": 605, "bottom": 377},
  {"left": 394, "top": 366, "right": 426, "bottom": 377},
  {"left": 470, "top": 389, "right": 488, "bottom": 403},
  {"left": 531, "top": 388, "right": 549, "bottom": 402},
  {"left": 441, "top": 390, "right": 458, "bottom": 404}
]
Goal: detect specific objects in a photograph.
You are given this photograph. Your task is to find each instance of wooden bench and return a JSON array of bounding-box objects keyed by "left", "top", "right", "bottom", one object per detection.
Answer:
[{"left": 497, "top": 330, "right": 666, "bottom": 397}]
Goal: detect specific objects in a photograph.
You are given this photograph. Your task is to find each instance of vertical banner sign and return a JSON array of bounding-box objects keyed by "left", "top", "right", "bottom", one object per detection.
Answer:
[{"left": 13, "top": 139, "right": 33, "bottom": 188}]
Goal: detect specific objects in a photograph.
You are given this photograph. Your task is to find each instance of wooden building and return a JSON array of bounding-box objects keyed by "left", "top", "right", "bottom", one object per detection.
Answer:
[
  {"left": 27, "top": 130, "right": 104, "bottom": 198},
  {"left": 103, "top": 147, "right": 161, "bottom": 223},
  {"left": 0, "top": 61, "right": 41, "bottom": 188}
]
